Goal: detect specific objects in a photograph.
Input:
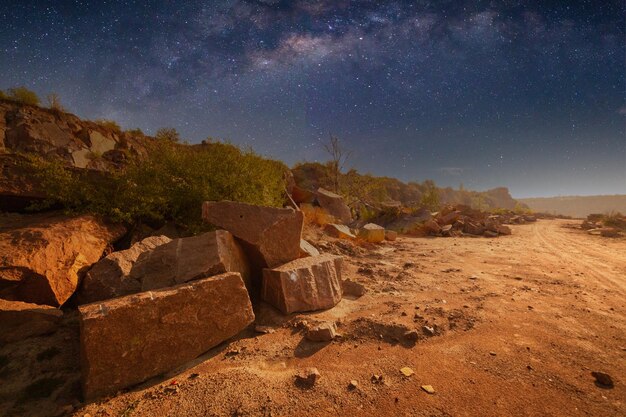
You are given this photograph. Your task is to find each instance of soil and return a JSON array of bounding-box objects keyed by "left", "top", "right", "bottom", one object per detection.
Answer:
[{"left": 2, "top": 219, "right": 624, "bottom": 416}]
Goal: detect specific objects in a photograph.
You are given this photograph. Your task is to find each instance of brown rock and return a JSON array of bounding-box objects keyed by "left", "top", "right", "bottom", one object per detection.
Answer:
[
  {"left": 324, "top": 223, "right": 356, "bottom": 239},
  {"left": 0, "top": 298, "right": 63, "bottom": 343},
  {"left": 483, "top": 230, "right": 499, "bottom": 238},
  {"left": 261, "top": 254, "right": 343, "bottom": 314},
  {"left": 202, "top": 201, "right": 303, "bottom": 268},
  {"left": 0, "top": 212, "right": 125, "bottom": 306},
  {"left": 600, "top": 228, "right": 621, "bottom": 238},
  {"left": 136, "top": 230, "right": 252, "bottom": 292},
  {"left": 300, "top": 239, "right": 320, "bottom": 257},
  {"left": 295, "top": 368, "right": 321, "bottom": 388},
  {"left": 78, "top": 235, "right": 171, "bottom": 304},
  {"left": 316, "top": 188, "right": 352, "bottom": 224},
  {"left": 423, "top": 219, "right": 442, "bottom": 235},
  {"left": 385, "top": 230, "right": 398, "bottom": 241},
  {"left": 342, "top": 279, "right": 367, "bottom": 297},
  {"left": 497, "top": 225, "right": 512, "bottom": 235},
  {"left": 358, "top": 223, "right": 385, "bottom": 243},
  {"left": 306, "top": 321, "right": 337, "bottom": 342},
  {"left": 79, "top": 272, "right": 254, "bottom": 400},
  {"left": 291, "top": 185, "right": 316, "bottom": 204},
  {"left": 463, "top": 221, "right": 485, "bottom": 236},
  {"left": 437, "top": 210, "right": 461, "bottom": 226}
]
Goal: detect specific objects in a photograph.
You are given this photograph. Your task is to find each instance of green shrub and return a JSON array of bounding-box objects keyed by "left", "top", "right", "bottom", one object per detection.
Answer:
[
  {"left": 419, "top": 180, "right": 440, "bottom": 211},
  {"left": 7, "top": 86, "right": 40, "bottom": 106},
  {"left": 24, "top": 140, "right": 287, "bottom": 233},
  {"left": 46, "top": 93, "right": 65, "bottom": 112}
]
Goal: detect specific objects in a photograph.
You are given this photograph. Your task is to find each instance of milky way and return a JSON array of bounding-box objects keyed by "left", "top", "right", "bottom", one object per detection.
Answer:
[{"left": 1, "top": 1, "right": 624, "bottom": 197}]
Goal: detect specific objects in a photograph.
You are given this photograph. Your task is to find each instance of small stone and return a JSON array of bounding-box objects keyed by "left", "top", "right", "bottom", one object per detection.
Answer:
[
  {"left": 403, "top": 330, "right": 419, "bottom": 342},
  {"left": 306, "top": 321, "right": 337, "bottom": 342},
  {"left": 489, "top": 351, "right": 497, "bottom": 356},
  {"left": 348, "top": 380, "right": 358, "bottom": 390},
  {"left": 254, "top": 325, "right": 276, "bottom": 334},
  {"left": 371, "top": 374, "right": 384, "bottom": 384},
  {"left": 591, "top": 371, "right": 614, "bottom": 388},
  {"left": 401, "top": 311, "right": 408, "bottom": 316},
  {"left": 422, "top": 325, "right": 435, "bottom": 336},
  {"left": 400, "top": 367, "right": 414, "bottom": 377},
  {"left": 188, "top": 373, "right": 200, "bottom": 379},
  {"left": 421, "top": 385, "right": 435, "bottom": 394},
  {"left": 469, "top": 275, "right": 478, "bottom": 280},
  {"left": 295, "top": 368, "right": 321, "bottom": 388}
]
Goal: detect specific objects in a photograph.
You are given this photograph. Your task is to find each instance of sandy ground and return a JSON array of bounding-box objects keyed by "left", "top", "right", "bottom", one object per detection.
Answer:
[{"left": 3, "top": 219, "right": 625, "bottom": 416}]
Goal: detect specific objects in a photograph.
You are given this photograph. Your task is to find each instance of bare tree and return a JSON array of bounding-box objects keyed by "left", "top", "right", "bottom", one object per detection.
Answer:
[{"left": 323, "top": 135, "right": 351, "bottom": 193}]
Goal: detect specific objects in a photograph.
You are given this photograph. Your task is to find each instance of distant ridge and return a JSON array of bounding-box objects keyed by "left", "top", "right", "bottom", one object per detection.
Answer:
[{"left": 519, "top": 195, "right": 626, "bottom": 218}]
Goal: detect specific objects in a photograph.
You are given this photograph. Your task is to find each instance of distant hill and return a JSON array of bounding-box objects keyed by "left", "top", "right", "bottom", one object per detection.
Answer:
[{"left": 519, "top": 195, "right": 626, "bottom": 218}]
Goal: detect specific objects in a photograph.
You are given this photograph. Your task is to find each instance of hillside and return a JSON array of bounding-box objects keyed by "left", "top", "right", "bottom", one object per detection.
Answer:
[{"left": 520, "top": 195, "right": 626, "bottom": 218}]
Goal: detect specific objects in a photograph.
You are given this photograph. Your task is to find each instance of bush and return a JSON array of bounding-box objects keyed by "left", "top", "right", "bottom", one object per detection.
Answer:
[
  {"left": 419, "top": 180, "right": 440, "bottom": 211},
  {"left": 155, "top": 127, "right": 180, "bottom": 142},
  {"left": 94, "top": 119, "right": 122, "bottom": 133},
  {"left": 0, "top": 90, "right": 7, "bottom": 100},
  {"left": 24, "top": 140, "right": 287, "bottom": 233},
  {"left": 7, "top": 86, "right": 40, "bottom": 106},
  {"left": 46, "top": 93, "right": 65, "bottom": 112}
]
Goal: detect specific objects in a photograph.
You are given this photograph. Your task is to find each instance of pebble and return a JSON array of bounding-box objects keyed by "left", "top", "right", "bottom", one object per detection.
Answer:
[
  {"left": 400, "top": 367, "right": 414, "bottom": 377},
  {"left": 421, "top": 385, "right": 435, "bottom": 394},
  {"left": 591, "top": 371, "right": 614, "bottom": 388},
  {"left": 348, "top": 380, "right": 359, "bottom": 390},
  {"left": 295, "top": 368, "right": 321, "bottom": 388}
]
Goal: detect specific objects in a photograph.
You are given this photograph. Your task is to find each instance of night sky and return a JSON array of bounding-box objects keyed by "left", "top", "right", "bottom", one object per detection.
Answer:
[{"left": 1, "top": 1, "right": 624, "bottom": 197}]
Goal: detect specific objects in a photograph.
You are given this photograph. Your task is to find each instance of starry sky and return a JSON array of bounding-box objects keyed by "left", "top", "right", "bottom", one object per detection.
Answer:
[{"left": 1, "top": 1, "right": 624, "bottom": 198}]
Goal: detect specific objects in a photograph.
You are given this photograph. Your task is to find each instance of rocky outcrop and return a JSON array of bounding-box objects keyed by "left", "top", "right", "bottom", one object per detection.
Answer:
[
  {"left": 316, "top": 188, "right": 352, "bottom": 224},
  {"left": 79, "top": 272, "right": 254, "bottom": 400},
  {"left": 77, "top": 235, "right": 172, "bottom": 304},
  {"left": 0, "top": 298, "right": 63, "bottom": 343},
  {"left": 0, "top": 212, "right": 125, "bottom": 306},
  {"left": 261, "top": 254, "right": 343, "bottom": 314},
  {"left": 202, "top": 201, "right": 303, "bottom": 268}
]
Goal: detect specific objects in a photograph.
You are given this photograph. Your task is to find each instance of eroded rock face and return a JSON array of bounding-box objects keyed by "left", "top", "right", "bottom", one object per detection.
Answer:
[
  {"left": 79, "top": 272, "right": 255, "bottom": 401},
  {"left": 202, "top": 201, "right": 303, "bottom": 268},
  {"left": 0, "top": 212, "right": 125, "bottom": 306},
  {"left": 358, "top": 223, "right": 385, "bottom": 243},
  {"left": 0, "top": 299, "right": 63, "bottom": 343},
  {"left": 261, "top": 254, "right": 343, "bottom": 314},
  {"left": 316, "top": 188, "right": 352, "bottom": 224},
  {"left": 77, "top": 235, "right": 172, "bottom": 304}
]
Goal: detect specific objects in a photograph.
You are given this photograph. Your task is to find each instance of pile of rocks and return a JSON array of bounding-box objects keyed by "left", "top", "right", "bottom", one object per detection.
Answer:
[
  {"left": 1, "top": 201, "right": 344, "bottom": 401},
  {"left": 423, "top": 206, "right": 513, "bottom": 238},
  {"left": 581, "top": 213, "right": 625, "bottom": 238}
]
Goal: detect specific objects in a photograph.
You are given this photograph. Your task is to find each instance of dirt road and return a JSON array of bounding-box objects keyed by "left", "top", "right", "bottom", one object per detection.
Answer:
[{"left": 6, "top": 220, "right": 625, "bottom": 417}]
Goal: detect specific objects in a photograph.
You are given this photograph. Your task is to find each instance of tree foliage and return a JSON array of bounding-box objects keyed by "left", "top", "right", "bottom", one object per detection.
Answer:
[
  {"left": 24, "top": 140, "right": 287, "bottom": 233},
  {"left": 155, "top": 127, "right": 180, "bottom": 143}
]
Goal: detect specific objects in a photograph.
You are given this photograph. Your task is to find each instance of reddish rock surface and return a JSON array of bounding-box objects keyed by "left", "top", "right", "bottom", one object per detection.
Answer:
[
  {"left": 324, "top": 223, "right": 356, "bottom": 239},
  {"left": 0, "top": 298, "right": 63, "bottom": 343},
  {"left": 261, "top": 254, "right": 343, "bottom": 314},
  {"left": 136, "top": 230, "right": 252, "bottom": 292},
  {"left": 202, "top": 201, "right": 303, "bottom": 268},
  {"left": 315, "top": 188, "right": 352, "bottom": 224},
  {"left": 0, "top": 212, "right": 125, "bottom": 306},
  {"left": 358, "top": 223, "right": 385, "bottom": 243},
  {"left": 77, "top": 235, "right": 172, "bottom": 304},
  {"left": 79, "top": 272, "right": 255, "bottom": 400}
]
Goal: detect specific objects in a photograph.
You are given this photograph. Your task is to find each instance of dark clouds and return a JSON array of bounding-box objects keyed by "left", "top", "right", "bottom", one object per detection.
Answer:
[{"left": 1, "top": 0, "right": 624, "bottom": 197}]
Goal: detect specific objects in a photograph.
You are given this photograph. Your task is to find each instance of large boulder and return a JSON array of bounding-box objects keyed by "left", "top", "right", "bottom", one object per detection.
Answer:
[
  {"left": 0, "top": 299, "right": 63, "bottom": 343},
  {"left": 0, "top": 212, "right": 125, "bottom": 306},
  {"left": 423, "top": 219, "right": 442, "bottom": 235},
  {"left": 358, "top": 223, "right": 385, "bottom": 243},
  {"left": 77, "top": 235, "right": 172, "bottom": 304},
  {"left": 315, "top": 188, "right": 352, "bottom": 224},
  {"left": 79, "top": 272, "right": 254, "bottom": 401},
  {"left": 136, "top": 230, "right": 252, "bottom": 292},
  {"left": 202, "top": 201, "right": 303, "bottom": 268},
  {"left": 436, "top": 210, "right": 461, "bottom": 226},
  {"left": 261, "top": 254, "right": 343, "bottom": 314}
]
